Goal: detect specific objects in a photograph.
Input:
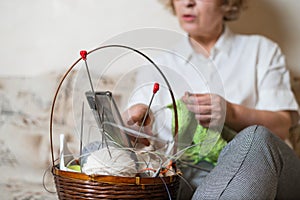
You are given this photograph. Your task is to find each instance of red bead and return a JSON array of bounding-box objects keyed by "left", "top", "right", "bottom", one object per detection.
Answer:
[
  {"left": 80, "top": 50, "right": 87, "bottom": 60},
  {"left": 153, "top": 82, "right": 159, "bottom": 94}
]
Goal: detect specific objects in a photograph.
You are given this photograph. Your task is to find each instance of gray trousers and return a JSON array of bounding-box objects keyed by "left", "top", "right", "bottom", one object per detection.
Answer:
[{"left": 179, "top": 125, "right": 300, "bottom": 200}]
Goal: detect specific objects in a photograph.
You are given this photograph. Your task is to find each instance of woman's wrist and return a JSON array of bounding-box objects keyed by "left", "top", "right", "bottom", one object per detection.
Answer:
[{"left": 224, "top": 101, "right": 239, "bottom": 130}]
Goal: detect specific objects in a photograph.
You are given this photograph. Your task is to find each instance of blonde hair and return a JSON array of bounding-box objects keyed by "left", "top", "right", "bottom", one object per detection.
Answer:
[{"left": 159, "top": 0, "right": 247, "bottom": 21}]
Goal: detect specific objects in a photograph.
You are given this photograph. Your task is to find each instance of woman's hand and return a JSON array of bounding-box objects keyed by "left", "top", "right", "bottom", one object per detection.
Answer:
[
  {"left": 181, "top": 92, "right": 297, "bottom": 140},
  {"left": 182, "top": 92, "right": 227, "bottom": 128},
  {"left": 122, "top": 103, "right": 154, "bottom": 146}
]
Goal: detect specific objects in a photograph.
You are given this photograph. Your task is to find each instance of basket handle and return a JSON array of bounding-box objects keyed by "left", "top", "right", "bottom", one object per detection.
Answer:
[{"left": 49, "top": 45, "right": 178, "bottom": 167}]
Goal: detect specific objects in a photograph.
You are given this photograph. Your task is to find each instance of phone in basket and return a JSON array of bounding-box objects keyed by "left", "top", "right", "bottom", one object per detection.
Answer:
[{"left": 85, "top": 91, "right": 132, "bottom": 147}]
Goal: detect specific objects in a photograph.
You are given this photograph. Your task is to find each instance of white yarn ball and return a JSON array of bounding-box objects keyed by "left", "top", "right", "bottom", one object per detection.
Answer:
[{"left": 82, "top": 146, "right": 137, "bottom": 177}]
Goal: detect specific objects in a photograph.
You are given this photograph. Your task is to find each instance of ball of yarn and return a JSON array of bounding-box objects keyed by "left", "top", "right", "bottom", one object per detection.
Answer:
[{"left": 82, "top": 146, "right": 137, "bottom": 176}]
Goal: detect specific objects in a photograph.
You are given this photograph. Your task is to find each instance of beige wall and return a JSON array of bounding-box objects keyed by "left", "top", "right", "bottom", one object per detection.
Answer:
[
  {"left": 0, "top": 0, "right": 299, "bottom": 77},
  {"left": 0, "top": 0, "right": 180, "bottom": 77}
]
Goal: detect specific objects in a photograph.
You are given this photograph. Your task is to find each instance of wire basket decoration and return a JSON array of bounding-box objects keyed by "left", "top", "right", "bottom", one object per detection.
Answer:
[{"left": 49, "top": 45, "right": 181, "bottom": 199}]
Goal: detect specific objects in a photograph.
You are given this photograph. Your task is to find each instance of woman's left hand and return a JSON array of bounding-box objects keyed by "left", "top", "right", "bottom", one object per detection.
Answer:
[{"left": 182, "top": 92, "right": 227, "bottom": 128}]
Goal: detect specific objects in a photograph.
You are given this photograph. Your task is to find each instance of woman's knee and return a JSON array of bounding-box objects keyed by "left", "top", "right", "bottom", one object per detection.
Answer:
[
  {"left": 219, "top": 125, "right": 275, "bottom": 158},
  {"left": 236, "top": 125, "right": 276, "bottom": 143}
]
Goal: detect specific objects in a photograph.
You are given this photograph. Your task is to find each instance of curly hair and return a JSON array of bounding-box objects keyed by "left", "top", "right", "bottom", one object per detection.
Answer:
[{"left": 158, "top": 0, "right": 247, "bottom": 21}]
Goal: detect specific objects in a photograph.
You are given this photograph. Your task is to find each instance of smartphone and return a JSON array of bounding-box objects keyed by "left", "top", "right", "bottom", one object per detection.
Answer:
[{"left": 85, "top": 91, "right": 132, "bottom": 147}]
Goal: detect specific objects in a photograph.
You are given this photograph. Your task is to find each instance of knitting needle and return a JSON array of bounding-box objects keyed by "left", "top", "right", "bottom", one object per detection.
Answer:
[
  {"left": 80, "top": 50, "right": 95, "bottom": 94},
  {"left": 133, "top": 82, "right": 160, "bottom": 148},
  {"left": 80, "top": 50, "right": 111, "bottom": 158},
  {"left": 79, "top": 102, "right": 84, "bottom": 172}
]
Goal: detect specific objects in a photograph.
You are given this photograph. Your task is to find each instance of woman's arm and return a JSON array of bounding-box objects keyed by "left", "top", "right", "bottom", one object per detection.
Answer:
[{"left": 226, "top": 102, "right": 299, "bottom": 140}]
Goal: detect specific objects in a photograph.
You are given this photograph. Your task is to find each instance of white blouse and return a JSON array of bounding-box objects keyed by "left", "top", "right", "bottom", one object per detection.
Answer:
[{"left": 127, "top": 26, "right": 299, "bottom": 146}]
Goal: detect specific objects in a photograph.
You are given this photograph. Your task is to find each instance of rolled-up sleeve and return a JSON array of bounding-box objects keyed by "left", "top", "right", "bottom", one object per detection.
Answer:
[
  {"left": 256, "top": 38, "right": 299, "bottom": 111},
  {"left": 256, "top": 89, "right": 299, "bottom": 111}
]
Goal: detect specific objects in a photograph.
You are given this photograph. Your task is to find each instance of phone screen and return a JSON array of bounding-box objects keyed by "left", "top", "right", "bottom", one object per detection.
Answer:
[{"left": 85, "top": 91, "right": 132, "bottom": 147}]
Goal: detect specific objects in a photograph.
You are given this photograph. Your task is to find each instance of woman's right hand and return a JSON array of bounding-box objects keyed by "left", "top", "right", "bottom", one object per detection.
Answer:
[{"left": 122, "top": 103, "right": 154, "bottom": 146}]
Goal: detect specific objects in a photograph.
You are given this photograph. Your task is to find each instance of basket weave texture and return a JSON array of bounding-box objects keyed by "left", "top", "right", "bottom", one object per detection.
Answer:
[{"left": 53, "top": 166, "right": 180, "bottom": 199}]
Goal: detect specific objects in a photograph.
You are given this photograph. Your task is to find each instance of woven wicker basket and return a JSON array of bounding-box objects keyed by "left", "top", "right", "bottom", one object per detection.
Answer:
[
  {"left": 53, "top": 166, "right": 180, "bottom": 199},
  {"left": 50, "top": 45, "right": 180, "bottom": 199}
]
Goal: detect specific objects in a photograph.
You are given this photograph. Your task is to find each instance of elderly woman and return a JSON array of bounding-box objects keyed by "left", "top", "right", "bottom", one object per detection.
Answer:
[{"left": 123, "top": 0, "right": 300, "bottom": 199}]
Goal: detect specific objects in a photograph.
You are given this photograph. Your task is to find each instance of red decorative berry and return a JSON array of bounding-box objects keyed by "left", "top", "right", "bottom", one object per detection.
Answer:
[
  {"left": 80, "top": 50, "right": 87, "bottom": 60},
  {"left": 153, "top": 82, "right": 160, "bottom": 94}
]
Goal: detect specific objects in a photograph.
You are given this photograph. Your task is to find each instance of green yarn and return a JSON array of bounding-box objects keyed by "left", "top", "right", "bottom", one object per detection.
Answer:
[{"left": 168, "top": 99, "right": 227, "bottom": 165}]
